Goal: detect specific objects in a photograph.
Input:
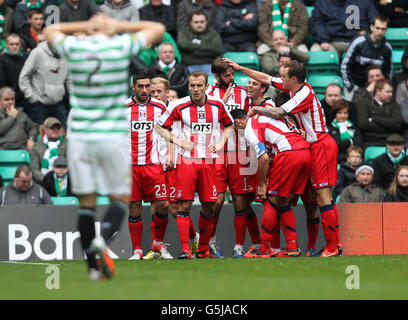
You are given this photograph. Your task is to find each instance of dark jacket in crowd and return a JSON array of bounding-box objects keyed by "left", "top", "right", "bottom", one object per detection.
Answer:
[
  {"left": 334, "top": 161, "right": 357, "bottom": 199},
  {"left": 356, "top": 96, "right": 402, "bottom": 145},
  {"left": 341, "top": 32, "right": 393, "bottom": 90},
  {"left": 139, "top": 4, "right": 176, "bottom": 38},
  {"left": 392, "top": 47, "right": 408, "bottom": 92},
  {"left": 18, "top": 24, "right": 40, "bottom": 52},
  {"left": 0, "top": 179, "right": 53, "bottom": 205},
  {"left": 321, "top": 98, "right": 357, "bottom": 125},
  {"left": 59, "top": 0, "right": 101, "bottom": 22},
  {"left": 384, "top": 185, "right": 408, "bottom": 202},
  {"left": 374, "top": 0, "right": 408, "bottom": 28},
  {"left": 148, "top": 61, "right": 189, "bottom": 98},
  {"left": 42, "top": 171, "right": 72, "bottom": 197},
  {"left": 310, "top": 0, "right": 378, "bottom": 45},
  {"left": 372, "top": 153, "right": 408, "bottom": 190},
  {"left": 215, "top": 0, "right": 258, "bottom": 45},
  {"left": 177, "top": 0, "right": 217, "bottom": 30},
  {"left": 0, "top": 50, "right": 28, "bottom": 106},
  {"left": 177, "top": 25, "right": 222, "bottom": 66},
  {"left": 328, "top": 122, "right": 364, "bottom": 164}
]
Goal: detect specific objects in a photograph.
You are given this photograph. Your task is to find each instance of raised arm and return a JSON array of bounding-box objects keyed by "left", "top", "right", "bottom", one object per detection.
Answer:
[{"left": 223, "top": 57, "right": 272, "bottom": 85}]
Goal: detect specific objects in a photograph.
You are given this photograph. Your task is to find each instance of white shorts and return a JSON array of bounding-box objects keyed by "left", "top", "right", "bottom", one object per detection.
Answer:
[{"left": 67, "top": 137, "right": 131, "bottom": 196}]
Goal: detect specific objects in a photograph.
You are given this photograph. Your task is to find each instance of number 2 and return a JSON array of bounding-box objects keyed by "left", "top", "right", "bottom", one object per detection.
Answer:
[{"left": 86, "top": 56, "right": 102, "bottom": 87}]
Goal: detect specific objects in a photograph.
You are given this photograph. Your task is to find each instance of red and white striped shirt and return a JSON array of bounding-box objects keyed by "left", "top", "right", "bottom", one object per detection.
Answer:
[
  {"left": 270, "top": 78, "right": 328, "bottom": 143},
  {"left": 245, "top": 114, "right": 308, "bottom": 158},
  {"left": 157, "top": 94, "right": 233, "bottom": 159},
  {"left": 207, "top": 83, "right": 250, "bottom": 151},
  {"left": 126, "top": 97, "right": 166, "bottom": 165}
]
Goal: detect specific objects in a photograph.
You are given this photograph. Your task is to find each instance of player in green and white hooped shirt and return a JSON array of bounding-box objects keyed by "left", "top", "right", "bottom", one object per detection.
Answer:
[{"left": 44, "top": 14, "right": 165, "bottom": 280}]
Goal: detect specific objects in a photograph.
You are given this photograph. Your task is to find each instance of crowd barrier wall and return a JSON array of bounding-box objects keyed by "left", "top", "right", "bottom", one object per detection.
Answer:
[{"left": 0, "top": 203, "right": 407, "bottom": 261}]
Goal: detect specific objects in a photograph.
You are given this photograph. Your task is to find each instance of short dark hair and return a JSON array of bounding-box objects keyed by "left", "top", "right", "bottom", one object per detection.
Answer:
[
  {"left": 15, "top": 164, "right": 32, "bottom": 178},
  {"left": 230, "top": 108, "right": 247, "bottom": 120},
  {"left": 275, "top": 92, "right": 290, "bottom": 108},
  {"left": 331, "top": 99, "right": 350, "bottom": 114},
  {"left": 372, "top": 13, "right": 390, "bottom": 26},
  {"left": 132, "top": 72, "right": 151, "bottom": 85},
  {"left": 190, "top": 10, "right": 208, "bottom": 22},
  {"left": 189, "top": 70, "right": 208, "bottom": 84},
  {"left": 286, "top": 61, "right": 306, "bottom": 83},
  {"left": 28, "top": 9, "right": 43, "bottom": 19},
  {"left": 211, "top": 57, "right": 232, "bottom": 76}
]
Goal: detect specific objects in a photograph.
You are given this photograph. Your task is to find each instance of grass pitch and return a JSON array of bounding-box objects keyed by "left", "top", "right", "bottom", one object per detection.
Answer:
[{"left": 1, "top": 255, "right": 407, "bottom": 300}]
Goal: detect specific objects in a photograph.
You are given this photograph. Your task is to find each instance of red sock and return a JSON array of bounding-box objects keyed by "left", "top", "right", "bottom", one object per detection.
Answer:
[
  {"left": 259, "top": 200, "right": 278, "bottom": 253},
  {"left": 278, "top": 206, "right": 298, "bottom": 251},
  {"left": 211, "top": 213, "right": 220, "bottom": 238},
  {"left": 188, "top": 216, "right": 196, "bottom": 239},
  {"left": 176, "top": 212, "right": 190, "bottom": 252},
  {"left": 271, "top": 218, "right": 281, "bottom": 249},
  {"left": 247, "top": 210, "right": 261, "bottom": 245},
  {"left": 320, "top": 205, "right": 337, "bottom": 252},
  {"left": 234, "top": 210, "right": 247, "bottom": 245},
  {"left": 306, "top": 217, "right": 320, "bottom": 251},
  {"left": 154, "top": 212, "right": 168, "bottom": 243},
  {"left": 332, "top": 201, "right": 340, "bottom": 245},
  {"left": 128, "top": 216, "right": 143, "bottom": 251},
  {"left": 198, "top": 212, "right": 214, "bottom": 252}
]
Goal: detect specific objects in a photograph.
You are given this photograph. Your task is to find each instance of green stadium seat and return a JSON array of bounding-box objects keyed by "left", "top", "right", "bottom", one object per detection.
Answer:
[
  {"left": 0, "top": 166, "right": 17, "bottom": 185},
  {"left": 224, "top": 51, "right": 260, "bottom": 70},
  {"left": 306, "top": 6, "right": 314, "bottom": 18},
  {"left": 392, "top": 49, "right": 404, "bottom": 73},
  {"left": 0, "top": 149, "right": 30, "bottom": 166},
  {"left": 97, "top": 196, "right": 111, "bottom": 205},
  {"left": 335, "top": 194, "right": 340, "bottom": 203},
  {"left": 307, "top": 74, "right": 344, "bottom": 97},
  {"left": 385, "top": 28, "right": 408, "bottom": 49},
  {"left": 51, "top": 196, "right": 79, "bottom": 205},
  {"left": 207, "top": 74, "right": 216, "bottom": 86},
  {"left": 364, "top": 146, "right": 386, "bottom": 163},
  {"left": 307, "top": 51, "right": 340, "bottom": 75},
  {"left": 234, "top": 72, "right": 250, "bottom": 87}
]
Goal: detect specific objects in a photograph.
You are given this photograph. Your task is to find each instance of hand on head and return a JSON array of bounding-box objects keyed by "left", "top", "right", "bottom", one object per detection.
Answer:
[{"left": 87, "top": 13, "right": 117, "bottom": 37}]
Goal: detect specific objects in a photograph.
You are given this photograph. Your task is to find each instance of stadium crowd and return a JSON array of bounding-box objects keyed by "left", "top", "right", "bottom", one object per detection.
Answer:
[{"left": 1, "top": 0, "right": 408, "bottom": 262}]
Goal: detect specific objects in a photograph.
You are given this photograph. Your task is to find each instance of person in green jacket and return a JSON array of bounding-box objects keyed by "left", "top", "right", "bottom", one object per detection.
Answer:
[{"left": 177, "top": 10, "right": 222, "bottom": 75}]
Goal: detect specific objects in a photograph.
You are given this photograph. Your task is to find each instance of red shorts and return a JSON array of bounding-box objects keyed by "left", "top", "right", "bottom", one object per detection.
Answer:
[
  {"left": 310, "top": 133, "right": 338, "bottom": 189},
  {"left": 267, "top": 149, "right": 311, "bottom": 198},
  {"left": 131, "top": 164, "right": 168, "bottom": 202},
  {"left": 175, "top": 157, "right": 218, "bottom": 202},
  {"left": 165, "top": 168, "right": 177, "bottom": 204},
  {"left": 215, "top": 151, "right": 255, "bottom": 195},
  {"left": 289, "top": 176, "right": 317, "bottom": 206}
]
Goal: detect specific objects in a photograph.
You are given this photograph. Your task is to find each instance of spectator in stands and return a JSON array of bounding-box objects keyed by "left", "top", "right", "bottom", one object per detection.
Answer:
[
  {"left": 356, "top": 79, "right": 402, "bottom": 147},
  {"left": 372, "top": 133, "right": 408, "bottom": 190},
  {"left": 321, "top": 83, "right": 343, "bottom": 124},
  {"left": 259, "top": 29, "right": 309, "bottom": 76},
  {"left": 138, "top": 32, "right": 181, "bottom": 67},
  {"left": 177, "top": 11, "right": 222, "bottom": 75},
  {"left": 0, "top": 87, "right": 38, "bottom": 151},
  {"left": 13, "top": 0, "right": 43, "bottom": 32},
  {"left": 30, "top": 117, "right": 66, "bottom": 184},
  {"left": 257, "top": 0, "right": 309, "bottom": 56},
  {"left": 42, "top": 156, "right": 72, "bottom": 197},
  {"left": 18, "top": 9, "right": 44, "bottom": 52},
  {"left": 0, "top": 0, "right": 13, "bottom": 44},
  {"left": 215, "top": 0, "right": 258, "bottom": 53},
  {"left": 166, "top": 89, "right": 178, "bottom": 101},
  {"left": 0, "top": 164, "right": 53, "bottom": 205},
  {"left": 352, "top": 65, "right": 385, "bottom": 107},
  {"left": 396, "top": 79, "right": 408, "bottom": 144},
  {"left": 334, "top": 145, "right": 364, "bottom": 199},
  {"left": 100, "top": 0, "right": 140, "bottom": 22},
  {"left": 392, "top": 47, "right": 408, "bottom": 92},
  {"left": 310, "top": 0, "right": 378, "bottom": 59},
  {"left": 19, "top": 39, "right": 69, "bottom": 128},
  {"left": 0, "top": 34, "right": 28, "bottom": 107},
  {"left": 341, "top": 14, "right": 392, "bottom": 101},
  {"left": 384, "top": 165, "right": 408, "bottom": 202},
  {"left": 374, "top": 0, "right": 408, "bottom": 28},
  {"left": 339, "top": 162, "right": 384, "bottom": 203},
  {"left": 328, "top": 99, "right": 364, "bottom": 164},
  {"left": 59, "top": 0, "right": 101, "bottom": 23},
  {"left": 177, "top": 0, "right": 217, "bottom": 31},
  {"left": 148, "top": 42, "right": 189, "bottom": 98},
  {"left": 139, "top": 0, "right": 176, "bottom": 39}
]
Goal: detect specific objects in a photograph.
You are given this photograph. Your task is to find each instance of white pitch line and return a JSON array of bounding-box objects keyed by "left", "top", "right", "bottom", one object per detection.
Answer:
[{"left": 0, "top": 261, "right": 60, "bottom": 266}]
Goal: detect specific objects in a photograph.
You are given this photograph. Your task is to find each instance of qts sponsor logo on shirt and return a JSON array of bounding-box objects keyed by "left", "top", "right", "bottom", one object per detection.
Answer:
[
  {"left": 132, "top": 121, "right": 153, "bottom": 132},
  {"left": 191, "top": 123, "right": 212, "bottom": 133}
]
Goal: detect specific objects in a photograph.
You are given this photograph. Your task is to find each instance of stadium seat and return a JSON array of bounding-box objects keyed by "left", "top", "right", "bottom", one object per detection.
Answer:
[
  {"left": 385, "top": 28, "right": 408, "bottom": 49},
  {"left": 364, "top": 146, "right": 386, "bottom": 163},
  {"left": 224, "top": 51, "right": 260, "bottom": 70},
  {"left": 234, "top": 72, "right": 250, "bottom": 87},
  {"left": 307, "top": 74, "right": 344, "bottom": 97},
  {"left": 0, "top": 166, "right": 17, "bottom": 185},
  {"left": 51, "top": 196, "right": 79, "bottom": 205},
  {"left": 0, "top": 149, "right": 30, "bottom": 166},
  {"left": 97, "top": 196, "right": 111, "bottom": 205},
  {"left": 207, "top": 74, "right": 216, "bottom": 86},
  {"left": 392, "top": 49, "right": 404, "bottom": 74},
  {"left": 306, "top": 6, "right": 314, "bottom": 18},
  {"left": 306, "top": 51, "right": 340, "bottom": 75}
]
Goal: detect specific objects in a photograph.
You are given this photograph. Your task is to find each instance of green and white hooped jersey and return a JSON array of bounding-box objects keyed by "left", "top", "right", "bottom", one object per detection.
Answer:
[{"left": 53, "top": 32, "right": 146, "bottom": 141}]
